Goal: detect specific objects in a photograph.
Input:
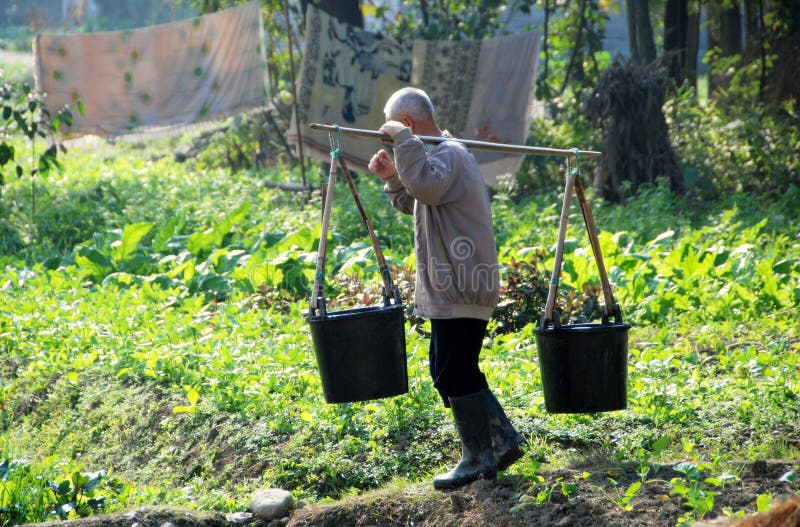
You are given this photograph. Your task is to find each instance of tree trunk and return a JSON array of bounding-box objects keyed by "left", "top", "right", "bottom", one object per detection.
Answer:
[
  {"left": 543, "top": 0, "right": 550, "bottom": 79},
  {"left": 419, "top": 0, "right": 430, "bottom": 27},
  {"left": 720, "top": 2, "right": 743, "bottom": 56},
  {"left": 584, "top": 60, "right": 684, "bottom": 202},
  {"left": 744, "top": 0, "right": 760, "bottom": 55},
  {"left": 686, "top": 0, "right": 700, "bottom": 89},
  {"left": 301, "top": 0, "right": 363, "bottom": 27},
  {"left": 625, "top": 0, "right": 641, "bottom": 63},
  {"left": 759, "top": 0, "right": 767, "bottom": 98},
  {"left": 763, "top": 0, "right": 800, "bottom": 104},
  {"left": 706, "top": 3, "right": 722, "bottom": 92},
  {"left": 635, "top": 0, "right": 658, "bottom": 63},
  {"left": 627, "top": 0, "right": 658, "bottom": 64},
  {"left": 664, "top": 0, "right": 688, "bottom": 82},
  {"left": 558, "top": 0, "right": 588, "bottom": 94}
]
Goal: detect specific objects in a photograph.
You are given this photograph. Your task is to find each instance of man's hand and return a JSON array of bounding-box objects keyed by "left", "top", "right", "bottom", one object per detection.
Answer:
[
  {"left": 379, "top": 120, "right": 408, "bottom": 139},
  {"left": 368, "top": 150, "right": 397, "bottom": 181}
]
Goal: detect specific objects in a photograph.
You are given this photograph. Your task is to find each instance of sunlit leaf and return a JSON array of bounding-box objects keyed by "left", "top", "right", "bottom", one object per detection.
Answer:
[
  {"left": 111, "top": 222, "right": 154, "bottom": 264},
  {"left": 756, "top": 493, "right": 773, "bottom": 512}
]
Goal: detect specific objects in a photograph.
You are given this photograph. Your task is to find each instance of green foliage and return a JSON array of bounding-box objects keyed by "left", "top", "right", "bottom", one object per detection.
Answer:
[
  {"left": 608, "top": 479, "right": 641, "bottom": 512},
  {"left": 0, "top": 458, "right": 53, "bottom": 526},
  {"left": 756, "top": 493, "right": 774, "bottom": 513},
  {"left": 492, "top": 253, "right": 550, "bottom": 333},
  {"left": 0, "top": 27, "right": 34, "bottom": 53},
  {"left": 491, "top": 247, "right": 605, "bottom": 333},
  {"left": 0, "top": 78, "right": 77, "bottom": 187},
  {"left": 514, "top": 115, "right": 600, "bottom": 197},
  {"left": 1, "top": 121, "right": 799, "bottom": 524},
  {"left": 45, "top": 466, "right": 108, "bottom": 520},
  {"left": 669, "top": 462, "right": 718, "bottom": 523},
  {"left": 632, "top": 435, "right": 669, "bottom": 481},
  {"left": 193, "top": 112, "right": 273, "bottom": 171},
  {"left": 0, "top": 457, "right": 124, "bottom": 526},
  {"left": 666, "top": 85, "right": 800, "bottom": 195},
  {"left": 0, "top": 60, "right": 31, "bottom": 86},
  {"left": 535, "top": 1, "right": 611, "bottom": 123},
  {"left": 0, "top": 76, "right": 83, "bottom": 257},
  {"left": 388, "top": 0, "right": 530, "bottom": 41}
]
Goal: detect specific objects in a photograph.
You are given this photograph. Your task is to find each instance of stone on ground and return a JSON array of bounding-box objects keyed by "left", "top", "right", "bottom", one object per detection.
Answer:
[{"left": 250, "top": 489, "right": 294, "bottom": 520}]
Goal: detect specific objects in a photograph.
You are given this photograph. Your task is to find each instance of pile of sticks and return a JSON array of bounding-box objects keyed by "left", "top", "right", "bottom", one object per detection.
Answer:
[{"left": 584, "top": 58, "right": 684, "bottom": 202}]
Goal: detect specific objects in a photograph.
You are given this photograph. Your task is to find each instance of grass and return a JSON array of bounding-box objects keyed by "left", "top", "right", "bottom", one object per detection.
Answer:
[
  {"left": 1, "top": 134, "right": 799, "bottom": 525},
  {"left": 0, "top": 41, "right": 34, "bottom": 84}
]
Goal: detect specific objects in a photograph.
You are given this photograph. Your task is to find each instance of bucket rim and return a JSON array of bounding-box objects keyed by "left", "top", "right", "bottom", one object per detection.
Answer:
[
  {"left": 306, "top": 302, "right": 405, "bottom": 322},
  {"left": 536, "top": 321, "right": 631, "bottom": 335}
]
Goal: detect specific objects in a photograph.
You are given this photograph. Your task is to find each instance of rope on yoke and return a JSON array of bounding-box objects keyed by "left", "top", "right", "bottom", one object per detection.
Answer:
[{"left": 328, "top": 125, "right": 343, "bottom": 160}]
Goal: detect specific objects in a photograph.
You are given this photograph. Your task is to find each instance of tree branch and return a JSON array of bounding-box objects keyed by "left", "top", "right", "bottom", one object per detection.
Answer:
[{"left": 558, "top": 0, "right": 588, "bottom": 96}]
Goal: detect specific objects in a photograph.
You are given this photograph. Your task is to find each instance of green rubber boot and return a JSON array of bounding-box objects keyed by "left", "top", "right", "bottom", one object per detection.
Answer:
[
  {"left": 483, "top": 389, "right": 526, "bottom": 471},
  {"left": 433, "top": 391, "right": 498, "bottom": 490}
]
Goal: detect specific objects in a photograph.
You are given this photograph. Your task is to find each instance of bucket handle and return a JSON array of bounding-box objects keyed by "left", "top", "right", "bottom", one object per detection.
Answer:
[
  {"left": 541, "top": 150, "right": 622, "bottom": 328},
  {"left": 309, "top": 155, "right": 338, "bottom": 314},
  {"left": 338, "top": 154, "right": 397, "bottom": 304},
  {"left": 308, "top": 129, "right": 401, "bottom": 316},
  {"left": 542, "top": 167, "right": 576, "bottom": 327}
]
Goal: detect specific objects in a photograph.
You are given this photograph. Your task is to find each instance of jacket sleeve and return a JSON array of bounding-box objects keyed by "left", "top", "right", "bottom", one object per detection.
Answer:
[
  {"left": 383, "top": 174, "right": 415, "bottom": 215},
  {"left": 391, "top": 129, "right": 463, "bottom": 206}
]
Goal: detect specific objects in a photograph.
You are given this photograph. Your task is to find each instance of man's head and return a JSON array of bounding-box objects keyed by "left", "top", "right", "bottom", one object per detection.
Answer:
[{"left": 384, "top": 87, "right": 439, "bottom": 135}]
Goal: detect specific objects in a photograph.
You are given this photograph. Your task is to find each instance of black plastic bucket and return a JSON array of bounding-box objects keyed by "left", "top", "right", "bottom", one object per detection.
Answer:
[
  {"left": 307, "top": 301, "right": 408, "bottom": 404},
  {"left": 535, "top": 321, "right": 630, "bottom": 413}
]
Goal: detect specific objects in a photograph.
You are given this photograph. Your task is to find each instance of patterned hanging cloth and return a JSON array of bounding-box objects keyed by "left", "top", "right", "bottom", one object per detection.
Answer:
[
  {"left": 290, "top": 5, "right": 541, "bottom": 184},
  {"left": 412, "top": 32, "right": 541, "bottom": 185},
  {"left": 34, "top": 1, "right": 268, "bottom": 137},
  {"left": 287, "top": 5, "right": 412, "bottom": 172}
]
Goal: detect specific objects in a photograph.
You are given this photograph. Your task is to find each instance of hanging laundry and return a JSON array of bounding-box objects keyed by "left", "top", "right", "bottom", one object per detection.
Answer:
[
  {"left": 412, "top": 32, "right": 541, "bottom": 184},
  {"left": 34, "top": 2, "right": 267, "bottom": 137},
  {"left": 290, "top": 5, "right": 541, "bottom": 184},
  {"left": 288, "top": 5, "right": 412, "bottom": 171}
]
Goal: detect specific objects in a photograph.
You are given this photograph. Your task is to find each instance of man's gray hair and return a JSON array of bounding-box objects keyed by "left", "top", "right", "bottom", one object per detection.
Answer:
[{"left": 384, "top": 87, "right": 436, "bottom": 122}]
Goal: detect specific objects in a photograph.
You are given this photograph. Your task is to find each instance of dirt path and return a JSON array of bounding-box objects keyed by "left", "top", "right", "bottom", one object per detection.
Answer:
[
  {"left": 18, "top": 461, "right": 800, "bottom": 527},
  {"left": 288, "top": 460, "right": 800, "bottom": 527},
  {"left": 0, "top": 49, "right": 33, "bottom": 65}
]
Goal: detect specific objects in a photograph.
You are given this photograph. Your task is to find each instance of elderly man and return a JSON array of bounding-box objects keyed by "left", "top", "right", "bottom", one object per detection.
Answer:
[{"left": 368, "top": 87, "right": 525, "bottom": 489}]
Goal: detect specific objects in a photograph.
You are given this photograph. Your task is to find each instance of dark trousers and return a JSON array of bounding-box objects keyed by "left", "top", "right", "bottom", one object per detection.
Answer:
[{"left": 429, "top": 318, "right": 490, "bottom": 407}]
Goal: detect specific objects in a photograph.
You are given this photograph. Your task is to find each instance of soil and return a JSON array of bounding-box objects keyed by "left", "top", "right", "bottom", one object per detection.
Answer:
[
  {"left": 286, "top": 460, "right": 800, "bottom": 527},
  {"left": 20, "top": 460, "right": 800, "bottom": 527}
]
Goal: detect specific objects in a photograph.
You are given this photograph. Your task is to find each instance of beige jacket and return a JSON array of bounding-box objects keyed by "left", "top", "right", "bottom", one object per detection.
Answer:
[{"left": 383, "top": 128, "right": 500, "bottom": 320}]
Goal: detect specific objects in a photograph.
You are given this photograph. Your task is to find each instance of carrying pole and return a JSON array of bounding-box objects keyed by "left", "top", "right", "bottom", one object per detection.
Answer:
[{"left": 309, "top": 123, "right": 602, "bottom": 158}]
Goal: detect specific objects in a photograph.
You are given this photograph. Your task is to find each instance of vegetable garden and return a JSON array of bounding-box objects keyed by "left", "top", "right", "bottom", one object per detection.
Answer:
[
  {"left": 2, "top": 0, "right": 800, "bottom": 524},
  {"left": 1, "top": 123, "right": 798, "bottom": 525}
]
